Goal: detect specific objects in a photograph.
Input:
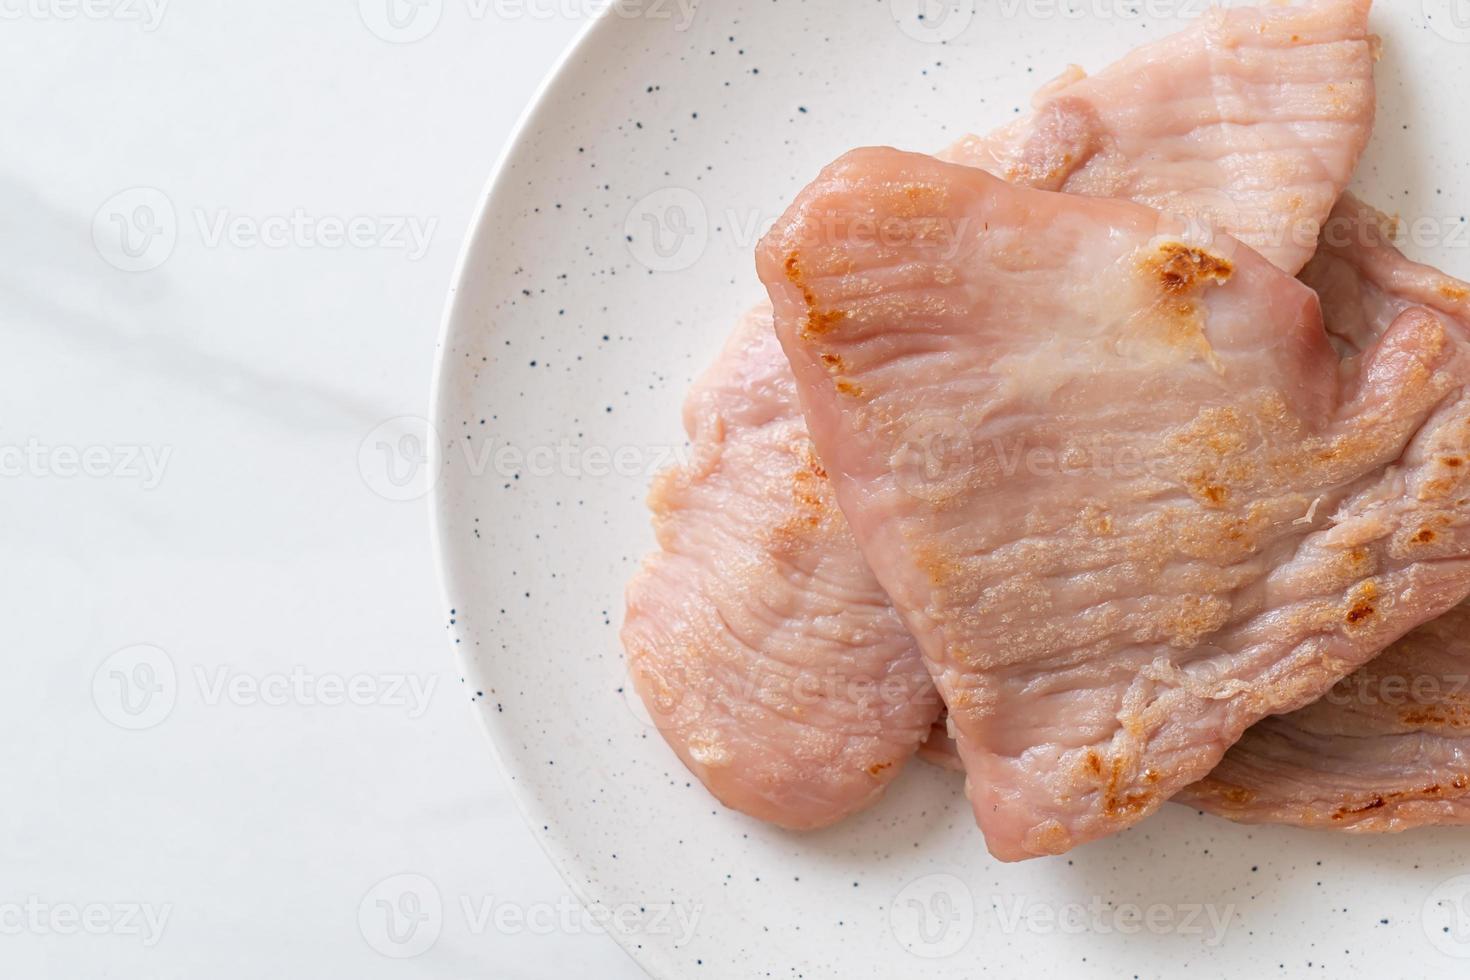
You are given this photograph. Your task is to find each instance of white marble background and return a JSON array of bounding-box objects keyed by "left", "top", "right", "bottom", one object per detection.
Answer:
[{"left": 1, "top": 2, "right": 644, "bottom": 976}]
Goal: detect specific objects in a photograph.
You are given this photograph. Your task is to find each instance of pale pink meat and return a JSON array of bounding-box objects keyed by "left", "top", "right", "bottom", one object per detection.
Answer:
[
  {"left": 622, "top": 306, "right": 940, "bottom": 829},
  {"left": 940, "top": 0, "right": 1377, "bottom": 276},
  {"left": 1180, "top": 605, "right": 1470, "bottom": 830},
  {"left": 919, "top": 200, "right": 1470, "bottom": 826},
  {"left": 623, "top": 0, "right": 1378, "bottom": 832},
  {"left": 1178, "top": 196, "right": 1470, "bottom": 830},
  {"left": 758, "top": 148, "right": 1470, "bottom": 860}
]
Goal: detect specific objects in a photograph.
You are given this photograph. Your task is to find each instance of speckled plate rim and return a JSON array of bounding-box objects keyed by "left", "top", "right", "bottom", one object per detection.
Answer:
[{"left": 427, "top": 9, "right": 664, "bottom": 978}]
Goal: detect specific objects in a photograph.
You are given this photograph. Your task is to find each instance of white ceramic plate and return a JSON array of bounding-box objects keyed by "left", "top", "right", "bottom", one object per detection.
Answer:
[{"left": 432, "top": 3, "right": 1470, "bottom": 976}]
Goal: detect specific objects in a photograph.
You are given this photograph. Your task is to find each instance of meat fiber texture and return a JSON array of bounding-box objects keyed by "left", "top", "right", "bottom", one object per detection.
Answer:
[
  {"left": 623, "top": 0, "right": 1379, "bottom": 834},
  {"left": 758, "top": 148, "right": 1470, "bottom": 861},
  {"left": 939, "top": 0, "right": 1377, "bottom": 275},
  {"left": 918, "top": 199, "right": 1470, "bottom": 837},
  {"left": 1179, "top": 196, "right": 1470, "bottom": 830},
  {"left": 623, "top": 305, "right": 940, "bottom": 829}
]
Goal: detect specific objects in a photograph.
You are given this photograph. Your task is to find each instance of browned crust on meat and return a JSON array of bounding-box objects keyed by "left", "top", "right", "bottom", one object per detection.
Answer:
[
  {"left": 774, "top": 449, "right": 835, "bottom": 538},
  {"left": 1343, "top": 580, "right": 1379, "bottom": 629},
  {"left": 1331, "top": 776, "right": 1470, "bottom": 821},
  {"left": 1128, "top": 242, "right": 1235, "bottom": 366},
  {"left": 785, "top": 252, "right": 847, "bottom": 339},
  {"left": 1149, "top": 242, "right": 1234, "bottom": 295},
  {"left": 1086, "top": 749, "right": 1155, "bottom": 819},
  {"left": 1216, "top": 784, "right": 1257, "bottom": 806}
]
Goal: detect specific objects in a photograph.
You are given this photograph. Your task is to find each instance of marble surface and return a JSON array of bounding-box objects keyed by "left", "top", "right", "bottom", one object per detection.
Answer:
[{"left": 1, "top": 4, "right": 643, "bottom": 977}]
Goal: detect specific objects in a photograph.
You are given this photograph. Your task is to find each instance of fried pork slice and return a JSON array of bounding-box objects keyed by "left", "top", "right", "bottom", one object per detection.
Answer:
[
  {"left": 941, "top": 0, "right": 1378, "bottom": 275},
  {"left": 622, "top": 306, "right": 940, "bottom": 829},
  {"left": 758, "top": 148, "right": 1470, "bottom": 859},
  {"left": 1181, "top": 196, "right": 1470, "bottom": 830},
  {"left": 623, "top": 0, "right": 1378, "bottom": 830}
]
